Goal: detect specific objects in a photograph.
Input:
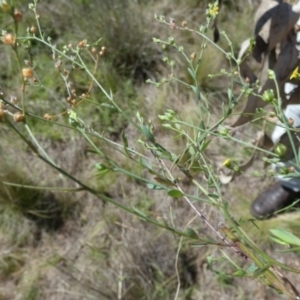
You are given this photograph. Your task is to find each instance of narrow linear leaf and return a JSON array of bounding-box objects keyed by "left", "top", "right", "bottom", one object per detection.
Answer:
[
  {"left": 207, "top": 193, "right": 219, "bottom": 199},
  {"left": 270, "top": 237, "right": 289, "bottom": 246},
  {"left": 122, "top": 131, "right": 130, "bottom": 156},
  {"left": 154, "top": 176, "right": 175, "bottom": 187},
  {"left": 132, "top": 207, "right": 148, "bottom": 219},
  {"left": 187, "top": 67, "right": 196, "bottom": 80},
  {"left": 184, "top": 227, "right": 199, "bottom": 239},
  {"left": 200, "top": 139, "right": 211, "bottom": 152},
  {"left": 251, "top": 264, "right": 272, "bottom": 279},
  {"left": 141, "top": 125, "right": 156, "bottom": 143},
  {"left": 141, "top": 157, "right": 152, "bottom": 170},
  {"left": 270, "top": 229, "right": 300, "bottom": 246}
]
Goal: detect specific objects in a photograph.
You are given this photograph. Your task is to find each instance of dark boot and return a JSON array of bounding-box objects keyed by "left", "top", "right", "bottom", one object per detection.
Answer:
[{"left": 251, "top": 182, "right": 300, "bottom": 219}]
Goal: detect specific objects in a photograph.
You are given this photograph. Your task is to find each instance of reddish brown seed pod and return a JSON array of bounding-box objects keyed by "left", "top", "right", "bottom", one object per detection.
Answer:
[{"left": 13, "top": 9, "right": 23, "bottom": 22}]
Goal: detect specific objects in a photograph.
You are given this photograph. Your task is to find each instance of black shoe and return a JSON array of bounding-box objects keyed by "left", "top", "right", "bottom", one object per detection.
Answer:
[{"left": 251, "top": 182, "right": 300, "bottom": 219}]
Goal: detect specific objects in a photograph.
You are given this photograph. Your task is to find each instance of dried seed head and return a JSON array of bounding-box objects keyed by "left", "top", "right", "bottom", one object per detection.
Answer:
[
  {"left": 91, "top": 47, "right": 97, "bottom": 53},
  {"left": 2, "top": 33, "right": 16, "bottom": 45},
  {"left": 13, "top": 9, "right": 22, "bottom": 22},
  {"left": 44, "top": 113, "right": 52, "bottom": 120},
  {"left": 78, "top": 39, "right": 87, "bottom": 48},
  {"left": 190, "top": 52, "right": 196, "bottom": 60},
  {"left": 13, "top": 112, "right": 25, "bottom": 122},
  {"left": 181, "top": 21, "right": 187, "bottom": 27},
  {"left": 24, "top": 60, "right": 31, "bottom": 66},
  {"left": 10, "top": 96, "right": 18, "bottom": 104},
  {"left": 22, "top": 68, "right": 34, "bottom": 78},
  {"left": 170, "top": 19, "right": 176, "bottom": 29},
  {"left": 99, "top": 51, "right": 104, "bottom": 56},
  {"left": 101, "top": 46, "right": 106, "bottom": 52},
  {"left": 289, "top": 118, "right": 294, "bottom": 125},
  {"left": 30, "top": 26, "right": 37, "bottom": 34},
  {"left": 55, "top": 60, "right": 62, "bottom": 69},
  {"left": 289, "top": 166, "right": 295, "bottom": 173},
  {"left": 245, "top": 77, "right": 250, "bottom": 83}
]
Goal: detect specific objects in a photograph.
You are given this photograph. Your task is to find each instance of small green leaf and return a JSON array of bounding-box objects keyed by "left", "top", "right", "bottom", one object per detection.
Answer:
[
  {"left": 233, "top": 270, "right": 246, "bottom": 277},
  {"left": 252, "top": 264, "right": 272, "bottom": 279},
  {"left": 200, "top": 139, "right": 211, "bottom": 152},
  {"left": 141, "top": 125, "right": 156, "bottom": 143},
  {"left": 270, "top": 237, "right": 289, "bottom": 245},
  {"left": 140, "top": 158, "right": 152, "bottom": 170},
  {"left": 94, "top": 163, "right": 110, "bottom": 177},
  {"left": 227, "top": 88, "right": 233, "bottom": 101},
  {"left": 168, "top": 189, "right": 183, "bottom": 198},
  {"left": 187, "top": 68, "right": 196, "bottom": 80},
  {"left": 247, "top": 262, "right": 258, "bottom": 273},
  {"left": 147, "top": 183, "right": 164, "bottom": 190},
  {"left": 184, "top": 227, "right": 199, "bottom": 239},
  {"left": 270, "top": 229, "right": 300, "bottom": 246},
  {"left": 207, "top": 193, "right": 219, "bottom": 199},
  {"left": 190, "top": 85, "right": 197, "bottom": 95},
  {"left": 101, "top": 103, "right": 119, "bottom": 112},
  {"left": 121, "top": 131, "right": 130, "bottom": 156}
]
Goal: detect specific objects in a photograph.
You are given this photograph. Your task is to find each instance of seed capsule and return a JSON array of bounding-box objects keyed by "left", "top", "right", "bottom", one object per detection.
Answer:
[
  {"left": 2, "top": 33, "right": 16, "bottom": 45},
  {"left": 14, "top": 112, "right": 25, "bottom": 122},
  {"left": 13, "top": 9, "right": 22, "bottom": 22},
  {"left": 22, "top": 68, "right": 34, "bottom": 78}
]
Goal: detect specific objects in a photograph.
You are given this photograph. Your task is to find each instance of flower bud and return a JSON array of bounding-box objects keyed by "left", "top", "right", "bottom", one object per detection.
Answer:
[
  {"left": 262, "top": 89, "right": 275, "bottom": 103},
  {"left": 274, "top": 143, "right": 287, "bottom": 157},
  {"left": 223, "top": 158, "right": 232, "bottom": 168}
]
